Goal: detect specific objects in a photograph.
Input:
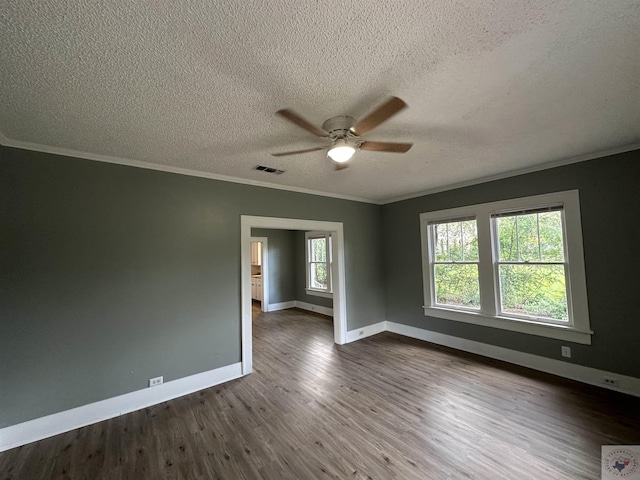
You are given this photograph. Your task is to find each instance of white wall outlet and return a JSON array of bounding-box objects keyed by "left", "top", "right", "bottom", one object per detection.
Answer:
[
  {"left": 561, "top": 346, "right": 571, "bottom": 358},
  {"left": 603, "top": 377, "right": 620, "bottom": 387},
  {"left": 149, "top": 376, "right": 163, "bottom": 387}
]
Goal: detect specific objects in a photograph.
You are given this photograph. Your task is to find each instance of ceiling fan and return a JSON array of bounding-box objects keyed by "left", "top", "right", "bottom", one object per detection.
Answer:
[{"left": 271, "top": 96, "right": 413, "bottom": 169}]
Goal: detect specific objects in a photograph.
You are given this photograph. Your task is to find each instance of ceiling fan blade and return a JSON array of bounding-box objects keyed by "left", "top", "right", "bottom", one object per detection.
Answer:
[
  {"left": 270, "top": 147, "right": 326, "bottom": 157},
  {"left": 276, "top": 109, "right": 329, "bottom": 137},
  {"left": 350, "top": 97, "right": 407, "bottom": 136},
  {"left": 359, "top": 141, "right": 413, "bottom": 153}
]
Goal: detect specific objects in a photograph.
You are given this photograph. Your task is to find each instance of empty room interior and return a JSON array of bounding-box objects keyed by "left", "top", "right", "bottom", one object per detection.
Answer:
[{"left": 1, "top": 1, "right": 640, "bottom": 479}]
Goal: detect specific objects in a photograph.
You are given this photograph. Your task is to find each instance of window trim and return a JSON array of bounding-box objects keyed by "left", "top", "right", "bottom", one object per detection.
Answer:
[
  {"left": 305, "top": 231, "right": 333, "bottom": 298},
  {"left": 490, "top": 207, "right": 570, "bottom": 325},
  {"left": 428, "top": 217, "right": 481, "bottom": 312},
  {"left": 420, "top": 190, "right": 592, "bottom": 345}
]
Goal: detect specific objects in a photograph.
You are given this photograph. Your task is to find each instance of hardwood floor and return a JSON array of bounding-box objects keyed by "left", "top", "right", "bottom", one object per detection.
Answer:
[{"left": 2, "top": 307, "right": 639, "bottom": 479}]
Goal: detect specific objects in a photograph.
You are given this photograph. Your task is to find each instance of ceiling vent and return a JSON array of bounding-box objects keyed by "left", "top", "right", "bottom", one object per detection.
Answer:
[{"left": 254, "top": 165, "right": 285, "bottom": 175}]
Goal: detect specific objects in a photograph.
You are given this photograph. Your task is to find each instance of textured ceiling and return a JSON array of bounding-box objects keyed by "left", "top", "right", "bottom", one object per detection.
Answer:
[{"left": 1, "top": 1, "right": 639, "bottom": 203}]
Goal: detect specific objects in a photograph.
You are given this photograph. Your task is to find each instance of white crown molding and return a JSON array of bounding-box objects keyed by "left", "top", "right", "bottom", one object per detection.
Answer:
[
  {"left": 2, "top": 130, "right": 638, "bottom": 207},
  {"left": 381, "top": 143, "right": 640, "bottom": 205},
  {"left": 0, "top": 362, "right": 243, "bottom": 453},
  {"left": 0, "top": 133, "right": 376, "bottom": 204}
]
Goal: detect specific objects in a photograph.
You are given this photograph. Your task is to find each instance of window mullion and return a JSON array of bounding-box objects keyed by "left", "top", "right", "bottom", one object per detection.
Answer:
[
  {"left": 427, "top": 225, "right": 436, "bottom": 306},
  {"left": 460, "top": 222, "right": 464, "bottom": 262},
  {"left": 325, "top": 233, "right": 332, "bottom": 292},
  {"left": 446, "top": 224, "right": 450, "bottom": 261},
  {"left": 476, "top": 210, "right": 497, "bottom": 316},
  {"left": 536, "top": 213, "right": 541, "bottom": 261},
  {"left": 515, "top": 215, "right": 520, "bottom": 261},
  {"left": 306, "top": 238, "right": 311, "bottom": 289}
]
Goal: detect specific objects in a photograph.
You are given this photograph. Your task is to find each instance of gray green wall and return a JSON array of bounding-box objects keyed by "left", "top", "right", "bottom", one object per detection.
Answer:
[
  {"left": 3, "top": 143, "right": 639, "bottom": 430},
  {"left": 251, "top": 228, "right": 296, "bottom": 304},
  {"left": 0, "top": 145, "right": 385, "bottom": 427},
  {"left": 382, "top": 150, "right": 640, "bottom": 378}
]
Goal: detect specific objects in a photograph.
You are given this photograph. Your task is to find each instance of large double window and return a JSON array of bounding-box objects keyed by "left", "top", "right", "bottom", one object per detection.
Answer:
[{"left": 420, "top": 191, "right": 592, "bottom": 344}]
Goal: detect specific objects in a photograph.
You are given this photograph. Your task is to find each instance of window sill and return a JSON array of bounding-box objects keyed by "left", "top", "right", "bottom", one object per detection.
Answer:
[
  {"left": 306, "top": 289, "right": 333, "bottom": 299},
  {"left": 422, "top": 306, "right": 593, "bottom": 345}
]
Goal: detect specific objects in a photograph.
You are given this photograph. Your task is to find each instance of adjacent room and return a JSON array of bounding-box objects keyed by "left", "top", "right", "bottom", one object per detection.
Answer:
[{"left": 2, "top": 1, "right": 639, "bottom": 479}]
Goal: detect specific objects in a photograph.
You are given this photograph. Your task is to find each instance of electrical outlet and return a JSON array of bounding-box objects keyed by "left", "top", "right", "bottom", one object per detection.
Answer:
[
  {"left": 603, "top": 377, "right": 620, "bottom": 387},
  {"left": 359, "top": 330, "right": 364, "bottom": 336},
  {"left": 149, "top": 376, "right": 163, "bottom": 387},
  {"left": 561, "top": 346, "right": 571, "bottom": 358}
]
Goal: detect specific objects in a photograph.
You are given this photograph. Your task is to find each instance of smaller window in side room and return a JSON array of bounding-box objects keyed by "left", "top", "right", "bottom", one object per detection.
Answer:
[{"left": 305, "top": 231, "right": 332, "bottom": 298}]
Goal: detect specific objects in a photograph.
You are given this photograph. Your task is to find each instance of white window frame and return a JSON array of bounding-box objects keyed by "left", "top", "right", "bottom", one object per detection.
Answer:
[
  {"left": 428, "top": 216, "right": 481, "bottom": 313},
  {"left": 420, "top": 190, "right": 592, "bottom": 344},
  {"left": 305, "top": 231, "right": 333, "bottom": 298}
]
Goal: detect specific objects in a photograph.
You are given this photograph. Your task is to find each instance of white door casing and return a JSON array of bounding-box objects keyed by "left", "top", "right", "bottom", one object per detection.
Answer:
[{"left": 241, "top": 216, "right": 347, "bottom": 375}]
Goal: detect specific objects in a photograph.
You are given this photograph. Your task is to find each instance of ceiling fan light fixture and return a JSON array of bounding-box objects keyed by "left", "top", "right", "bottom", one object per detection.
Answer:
[{"left": 327, "top": 139, "right": 356, "bottom": 163}]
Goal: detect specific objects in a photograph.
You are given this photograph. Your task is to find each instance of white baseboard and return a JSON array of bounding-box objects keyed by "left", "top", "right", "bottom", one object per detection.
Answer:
[
  {"left": 346, "top": 321, "right": 388, "bottom": 343},
  {"left": 266, "top": 300, "right": 332, "bottom": 316},
  {"left": 0, "top": 362, "right": 243, "bottom": 452},
  {"left": 6, "top": 321, "right": 637, "bottom": 453},
  {"left": 386, "top": 322, "right": 640, "bottom": 398},
  {"left": 267, "top": 301, "right": 296, "bottom": 312},
  {"left": 295, "top": 300, "right": 333, "bottom": 317}
]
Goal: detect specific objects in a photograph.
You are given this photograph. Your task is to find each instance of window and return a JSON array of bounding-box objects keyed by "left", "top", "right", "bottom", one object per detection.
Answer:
[
  {"left": 306, "top": 232, "right": 332, "bottom": 297},
  {"left": 494, "top": 207, "right": 568, "bottom": 322},
  {"left": 430, "top": 217, "right": 480, "bottom": 310},
  {"left": 420, "top": 191, "right": 592, "bottom": 344}
]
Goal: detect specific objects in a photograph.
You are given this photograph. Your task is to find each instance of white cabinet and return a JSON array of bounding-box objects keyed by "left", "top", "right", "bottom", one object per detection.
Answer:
[
  {"left": 251, "top": 242, "right": 262, "bottom": 266},
  {"left": 251, "top": 277, "right": 263, "bottom": 301}
]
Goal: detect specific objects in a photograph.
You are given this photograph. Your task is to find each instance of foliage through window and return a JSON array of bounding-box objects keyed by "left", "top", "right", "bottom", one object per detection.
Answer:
[
  {"left": 431, "top": 218, "right": 480, "bottom": 309},
  {"left": 306, "top": 232, "right": 332, "bottom": 295},
  {"left": 420, "top": 191, "right": 592, "bottom": 344},
  {"left": 494, "top": 208, "right": 567, "bottom": 321}
]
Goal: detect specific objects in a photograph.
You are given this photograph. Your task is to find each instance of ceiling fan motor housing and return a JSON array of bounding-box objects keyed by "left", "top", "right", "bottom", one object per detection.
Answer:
[{"left": 322, "top": 116, "right": 356, "bottom": 140}]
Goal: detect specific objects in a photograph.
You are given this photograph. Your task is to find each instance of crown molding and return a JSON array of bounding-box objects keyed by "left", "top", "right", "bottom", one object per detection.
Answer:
[
  {"left": 2, "top": 130, "right": 637, "bottom": 207},
  {"left": 0, "top": 133, "right": 377, "bottom": 204},
  {"left": 381, "top": 143, "right": 640, "bottom": 205}
]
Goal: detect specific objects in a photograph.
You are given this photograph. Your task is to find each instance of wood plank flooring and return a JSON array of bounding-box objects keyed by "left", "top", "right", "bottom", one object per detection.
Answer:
[{"left": 2, "top": 306, "right": 639, "bottom": 479}]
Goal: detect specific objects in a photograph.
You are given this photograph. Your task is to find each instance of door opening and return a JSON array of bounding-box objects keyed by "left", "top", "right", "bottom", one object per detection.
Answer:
[
  {"left": 250, "top": 237, "right": 268, "bottom": 313},
  {"left": 241, "top": 216, "right": 347, "bottom": 375}
]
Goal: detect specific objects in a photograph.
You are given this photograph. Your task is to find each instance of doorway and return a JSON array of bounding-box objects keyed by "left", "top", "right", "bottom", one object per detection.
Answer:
[
  {"left": 241, "top": 216, "right": 347, "bottom": 375},
  {"left": 250, "top": 237, "right": 268, "bottom": 312}
]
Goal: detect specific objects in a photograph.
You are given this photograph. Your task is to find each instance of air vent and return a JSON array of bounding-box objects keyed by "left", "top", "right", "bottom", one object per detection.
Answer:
[{"left": 255, "top": 165, "right": 285, "bottom": 175}]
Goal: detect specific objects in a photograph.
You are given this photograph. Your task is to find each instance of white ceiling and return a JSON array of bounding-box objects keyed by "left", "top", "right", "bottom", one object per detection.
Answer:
[{"left": 1, "top": 1, "right": 639, "bottom": 203}]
